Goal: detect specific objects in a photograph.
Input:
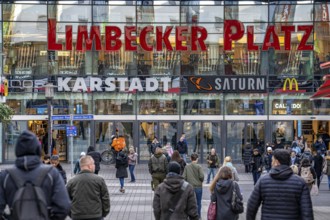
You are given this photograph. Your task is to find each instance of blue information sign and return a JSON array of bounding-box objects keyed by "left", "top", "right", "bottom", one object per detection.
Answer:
[
  {"left": 66, "top": 126, "right": 77, "bottom": 137},
  {"left": 52, "top": 115, "right": 71, "bottom": 120},
  {"left": 73, "top": 114, "right": 94, "bottom": 120}
]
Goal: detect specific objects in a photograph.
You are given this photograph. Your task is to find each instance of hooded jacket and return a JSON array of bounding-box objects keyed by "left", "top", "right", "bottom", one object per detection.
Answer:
[
  {"left": 115, "top": 151, "right": 128, "bottom": 178},
  {"left": 153, "top": 173, "right": 198, "bottom": 220},
  {"left": 247, "top": 165, "right": 314, "bottom": 220},
  {"left": 148, "top": 153, "right": 168, "bottom": 174},
  {"left": 211, "top": 179, "right": 242, "bottom": 220},
  {"left": 87, "top": 146, "right": 102, "bottom": 172},
  {"left": 0, "top": 130, "right": 71, "bottom": 220}
]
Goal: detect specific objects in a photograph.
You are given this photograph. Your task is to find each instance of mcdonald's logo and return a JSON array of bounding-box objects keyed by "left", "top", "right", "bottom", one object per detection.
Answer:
[
  {"left": 283, "top": 78, "right": 298, "bottom": 91},
  {"left": 276, "top": 78, "right": 306, "bottom": 93}
]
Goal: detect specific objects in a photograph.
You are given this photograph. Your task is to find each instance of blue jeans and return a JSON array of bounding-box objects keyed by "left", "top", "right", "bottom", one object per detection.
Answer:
[
  {"left": 180, "top": 153, "right": 187, "bottom": 162},
  {"left": 194, "top": 187, "right": 203, "bottom": 218},
  {"left": 129, "top": 164, "right": 136, "bottom": 182},
  {"left": 207, "top": 168, "right": 216, "bottom": 183},
  {"left": 252, "top": 171, "right": 261, "bottom": 185},
  {"left": 119, "top": 177, "right": 124, "bottom": 188}
]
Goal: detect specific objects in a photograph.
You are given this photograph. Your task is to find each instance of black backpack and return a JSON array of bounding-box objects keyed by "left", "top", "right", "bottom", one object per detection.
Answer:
[{"left": 6, "top": 166, "right": 52, "bottom": 220}]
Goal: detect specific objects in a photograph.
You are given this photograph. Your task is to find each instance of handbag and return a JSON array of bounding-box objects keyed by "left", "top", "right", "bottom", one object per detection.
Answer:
[
  {"left": 231, "top": 181, "right": 244, "bottom": 214},
  {"left": 207, "top": 202, "right": 216, "bottom": 220},
  {"left": 310, "top": 183, "right": 319, "bottom": 196}
]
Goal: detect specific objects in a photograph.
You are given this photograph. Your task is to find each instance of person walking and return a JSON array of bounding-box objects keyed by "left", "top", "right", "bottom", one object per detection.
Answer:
[
  {"left": 87, "top": 146, "right": 102, "bottom": 174},
  {"left": 250, "top": 148, "right": 263, "bottom": 185},
  {"left": 222, "top": 156, "right": 239, "bottom": 181},
  {"left": 246, "top": 149, "right": 314, "bottom": 220},
  {"left": 74, "top": 151, "right": 86, "bottom": 174},
  {"left": 176, "top": 136, "right": 188, "bottom": 162},
  {"left": 182, "top": 153, "right": 204, "bottom": 219},
  {"left": 50, "top": 155, "right": 67, "bottom": 184},
  {"left": 263, "top": 147, "right": 273, "bottom": 173},
  {"left": 299, "top": 158, "right": 317, "bottom": 191},
  {"left": 150, "top": 137, "right": 161, "bottom": 155},
  {"left": 0, "top": 130, "right": 70, "bottom": 220},
  {"left": 242, "top": 142, "right": 253, "bottom": 173},
  {"left": 128, "top": 147, "right": 138, "bottom": 182},
  {"left": 153, "top": 161, "right": 199, "bottom": 220},
  {"left": 313, "top": 150, "right": 324, "bottom": 188},
  {"left": 325, "top": 150, "right": 330, "bottom": 190},
  {"left": 148, "top": 147, "right": 168, "bottom": 190},
  {"left": 206, "top": 148, "right": 220, "bottom": 184},
  {"left": 116, "top": 150, "right": 129, "bottom": 193},
  {"left": 67, "top": 155, "right": 110, "bottom": 220},
  {"left": 170, "top": 150, "right": 186, "bottom": 175},
  {"left": 210, "top": 166, "right": 243, "bottom": 220}
]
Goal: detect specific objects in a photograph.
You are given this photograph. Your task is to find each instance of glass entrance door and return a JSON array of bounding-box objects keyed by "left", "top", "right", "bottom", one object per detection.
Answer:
[
  {"left": 226, "top": 121, "right": 265, "bottom": 163},
  {"left": 139, "top": 121, "right": 177, "bottom": 161},
  {"left": 183, "top": 122, "right": 221, "bottom": 163}
]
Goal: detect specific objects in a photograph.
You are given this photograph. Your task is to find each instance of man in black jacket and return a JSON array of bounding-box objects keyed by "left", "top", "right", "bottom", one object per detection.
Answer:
[
  {"left": 87, "top": 146, "right": 102, "bottom": 174},
  {"left": 246, "top": 149, "right": 313, "bottom": 220},
  {"left": 0, "top": 130, "right": 70, "bottom": 219}
]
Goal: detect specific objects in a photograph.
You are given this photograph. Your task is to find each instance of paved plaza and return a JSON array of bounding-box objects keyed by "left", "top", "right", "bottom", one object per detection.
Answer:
[{"left": 1, "top": 163, "right": 329, "bottom": 220}]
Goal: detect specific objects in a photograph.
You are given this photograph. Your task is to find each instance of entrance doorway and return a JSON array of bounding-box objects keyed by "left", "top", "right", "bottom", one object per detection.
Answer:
[
  {"left": 139, "top": 121, "right": 177, "bottom": 161},
  {"left": 182, "top": 122, "right": 221, "bottom": 163},
  {"left": 226, "top": 121, "right": 265, "bottom": 163}
]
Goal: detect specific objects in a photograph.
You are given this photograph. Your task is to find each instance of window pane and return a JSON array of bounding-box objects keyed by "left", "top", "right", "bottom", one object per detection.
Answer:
[
  {"left": 225, "top": 94, "right": 266, "bottom": 115},
  {"left": 3, "top": 4, "right": 47, "bottom": 22},
  {"left": 93, "top": 6, "right": 136, "bottom": 23},
  {"left": 138, "top": 94, "right": 178, "bottom": 115}
]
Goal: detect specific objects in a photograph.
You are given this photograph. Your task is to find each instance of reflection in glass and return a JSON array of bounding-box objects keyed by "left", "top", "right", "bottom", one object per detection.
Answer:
[
  {"left": 95, "top": 94, "right": 134, "bottom": 115},
  {"left": 139, "top": 121, "right": 156, "bottom": 160},
  {"left": 272, "top": 121, "right": 293, "bottom": 144},
  {"left": 159, "top": 122, "right": 177, "bottom": 149},
  {"left": 227, "top": 122, "right": 244, "bottom": 162},
  {"left": 226, "top": 94, "right": 266, "bottom": 115},
  {"left": 183, "top": 122, "right": 201, "bottom": 159},
  {"left": 138, "top": 94, "right": 178, "bottom": 115}
]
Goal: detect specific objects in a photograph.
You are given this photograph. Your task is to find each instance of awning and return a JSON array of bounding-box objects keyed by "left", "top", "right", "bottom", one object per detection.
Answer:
[{"left": 310, "top": 75, "right": 330, "bottom": 99}]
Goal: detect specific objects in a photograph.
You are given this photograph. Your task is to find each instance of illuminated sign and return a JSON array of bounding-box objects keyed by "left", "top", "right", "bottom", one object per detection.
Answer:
[
  {"left": 48, "top": 19, "right": 313, "bottom": 52},
  {"left": 187, "top": 76, "right": 266, "bottom": 93},
  {"left": 274, "top": 103, "right": 302, "bottom": 109},
  {"left": 7, "top": 77, "right": 173, "bottom": 93},
  {"left": 276, "top": 78, "right": 306, "bottom": 93}
]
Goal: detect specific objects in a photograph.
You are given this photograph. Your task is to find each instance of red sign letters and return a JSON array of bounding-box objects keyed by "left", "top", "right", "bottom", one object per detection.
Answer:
[{"left": 48, "top": 19, "right": 314, "bottom": 52}]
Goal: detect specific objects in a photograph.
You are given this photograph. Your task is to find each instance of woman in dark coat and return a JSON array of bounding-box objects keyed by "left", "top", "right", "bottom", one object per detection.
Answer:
[
  {"left": 313, "top": 151, "right": 325, "bottom": 188},
  {"left": 116, "top": 150, "right": 128, "bottom": 193},
  {"left": 210, "top": 166, "right": 243, "bottom": 220},
  {"left": 170, "top": 150, "right": 186, "bottom": 175},
  {"left": 242, "top": 143, "right": 253, "bottom": 173},
  {"left": 87, "top": 146, "right": 102, "bottom": 174}
]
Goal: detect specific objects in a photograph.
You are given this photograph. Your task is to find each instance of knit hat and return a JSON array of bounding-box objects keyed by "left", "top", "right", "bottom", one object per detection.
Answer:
[
  {"left": 168, "top": 161, "right": 181, "bottom": 174},
  {"left": 51, "top": 155, "right": 59, "bottom": 161},
  {"left": 267, "top": 147, "right": 272, "bottom": 151},
  {"left": 80, "top": 151, "right": 86, "bottom": 156},
  {"left": 15, "top": 130, "right": 42, "bottom": 157}
]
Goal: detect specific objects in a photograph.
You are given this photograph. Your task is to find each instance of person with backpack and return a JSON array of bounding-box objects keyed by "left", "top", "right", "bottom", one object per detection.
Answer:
[
  {"left": 0, "top": 130, "right": 70, "bottom": 220},
  {"left": 176, "top": 136, "right": 188, "bottom": 162},
  {"left": 300, "top": 148, "right": 313, "bottom": 164},
  {"left": 67, "top": 155, "right": 110, "bottom": 220},
  {"left": 298, "top": 158, "right": 317, "bottom": 191},
  {"left": 87, "top": 146, "right": 102, "bottom": 174},
  {"left": 148, "top": 147, "right": 169, "bottom": 190},
  {"left": 153, "top": 161, "right": 198, "bottom": 220},
  {"left": 150, "top": 137, "right": 161, "bottom": 155}
]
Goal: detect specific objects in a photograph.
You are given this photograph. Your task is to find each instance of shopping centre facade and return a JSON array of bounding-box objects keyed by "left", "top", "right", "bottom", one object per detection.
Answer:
[{"left": 0, "top": 0, "right": 330, "bottom": 163}]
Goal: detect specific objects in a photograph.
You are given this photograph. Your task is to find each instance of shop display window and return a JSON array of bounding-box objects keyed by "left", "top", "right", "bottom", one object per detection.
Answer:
[
  {"left": 181, "top": 93, "right": 221, "bottom": 115},
  {"left": 271, "top": 121, "right": 293, "bottom": 145},
  {"left": 313, "top": 100, "right": 330, "bottom": 115},
  {"left": 225, "top": 94, "right": 266, "bottom": 115},
  {"left": 270, "top": 94, "right": 313, "bottom": 115},
  {"left": 138, "top": 93, "right": 178, "bottom": 115},
  {"left": 94, "top": 93, "right": 135, "bottom": 115}
]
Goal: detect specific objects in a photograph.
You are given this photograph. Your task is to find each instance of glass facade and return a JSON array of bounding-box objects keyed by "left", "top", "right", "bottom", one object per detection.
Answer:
[{"left": 1, "top": 1, "right": 330, "bottom": 163}]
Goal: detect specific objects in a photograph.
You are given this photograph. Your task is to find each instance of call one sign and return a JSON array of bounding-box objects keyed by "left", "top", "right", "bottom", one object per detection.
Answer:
[{"left": 48, "top": 19, "right": 314, "bottom": 52}]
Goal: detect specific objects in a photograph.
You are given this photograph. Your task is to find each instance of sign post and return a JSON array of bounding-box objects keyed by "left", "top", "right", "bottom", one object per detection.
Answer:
[{"left": 66, "top": 115, "right": 76, "bottom": 175}]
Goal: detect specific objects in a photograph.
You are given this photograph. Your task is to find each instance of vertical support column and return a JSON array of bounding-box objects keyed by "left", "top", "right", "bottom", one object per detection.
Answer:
[
  {"left": 221, "top": 121, "right": 227, "bottom": 163},
  {"left": 47, "top": 99, "right": 53, "bottom": 156}
]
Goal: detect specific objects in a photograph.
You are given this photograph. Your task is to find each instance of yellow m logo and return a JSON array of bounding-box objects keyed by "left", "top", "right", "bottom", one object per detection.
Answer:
[{"left": 283, "top": 78, "right": 298, "bottom": 91}]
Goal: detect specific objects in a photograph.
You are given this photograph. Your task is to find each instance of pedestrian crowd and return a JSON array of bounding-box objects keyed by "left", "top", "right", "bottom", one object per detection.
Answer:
[{"left": 1, "top": 130, "right": 329, "bottom": 220}]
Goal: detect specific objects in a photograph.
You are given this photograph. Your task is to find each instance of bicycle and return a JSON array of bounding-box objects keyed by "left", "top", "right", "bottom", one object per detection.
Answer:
[{"left": 100, "top": 147, "right": 116, "bottom": 165}]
